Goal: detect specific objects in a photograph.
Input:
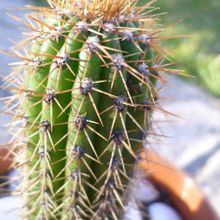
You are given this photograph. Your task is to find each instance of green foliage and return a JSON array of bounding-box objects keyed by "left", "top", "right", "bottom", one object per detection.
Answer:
[
  {"left": 156, "top": 0, "right": 220, "bottom": 96},
  {"left": 30, "top": 0, "right": 49, "bottom": 6}
]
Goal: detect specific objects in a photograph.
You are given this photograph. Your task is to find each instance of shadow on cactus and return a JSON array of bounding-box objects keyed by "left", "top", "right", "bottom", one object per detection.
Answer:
[{"left": 1, "top": 0, "right": 182, "bottom": 219}]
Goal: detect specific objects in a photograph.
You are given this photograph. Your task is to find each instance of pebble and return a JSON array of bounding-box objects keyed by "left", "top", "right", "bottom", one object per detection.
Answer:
[{"left": 148, "top": 202, "right": 182, "bottom": 220}]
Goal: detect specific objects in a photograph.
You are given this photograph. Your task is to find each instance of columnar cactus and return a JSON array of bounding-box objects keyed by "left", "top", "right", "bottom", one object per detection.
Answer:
[{"left": 2, "top": 0, "right": 180, "bottom": 219}]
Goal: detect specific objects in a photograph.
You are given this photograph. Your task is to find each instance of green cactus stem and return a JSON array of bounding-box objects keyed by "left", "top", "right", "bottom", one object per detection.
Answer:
[{"left": 2, "top": 0, "right": 181, "bottom": 219}]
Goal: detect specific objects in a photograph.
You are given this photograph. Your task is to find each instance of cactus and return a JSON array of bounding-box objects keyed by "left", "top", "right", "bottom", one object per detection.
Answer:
[{"left": 2, "top": 0, "right": 181, "bottom": 219}]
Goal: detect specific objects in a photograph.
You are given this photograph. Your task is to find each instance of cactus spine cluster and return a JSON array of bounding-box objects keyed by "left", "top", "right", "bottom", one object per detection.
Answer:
[{"left": 2, "top": 0, "right": 180, "bottom": 219}]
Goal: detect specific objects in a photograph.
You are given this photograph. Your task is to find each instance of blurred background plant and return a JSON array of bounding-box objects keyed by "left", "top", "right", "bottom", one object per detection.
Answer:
[
  {"left": 156, "top": 0, "right": 220, "bottom": 96},
  {"left": 30, "top": 0, "right": 48, "bottom": 6}
]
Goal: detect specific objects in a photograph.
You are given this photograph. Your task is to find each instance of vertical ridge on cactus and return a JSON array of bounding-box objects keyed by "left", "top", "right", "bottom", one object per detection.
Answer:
[{"left": 1, "top": 0, "right": 182, "bottom": 219}]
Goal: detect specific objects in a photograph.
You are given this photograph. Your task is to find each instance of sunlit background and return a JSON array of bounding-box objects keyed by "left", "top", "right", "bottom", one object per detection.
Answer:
[{"left": 0, "top": 0, "right": 220, "bottom": 216}]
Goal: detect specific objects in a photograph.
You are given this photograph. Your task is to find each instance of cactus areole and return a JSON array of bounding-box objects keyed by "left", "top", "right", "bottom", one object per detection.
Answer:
[{"left": 2, "top": 0, "right": 180, "bottom": 219}]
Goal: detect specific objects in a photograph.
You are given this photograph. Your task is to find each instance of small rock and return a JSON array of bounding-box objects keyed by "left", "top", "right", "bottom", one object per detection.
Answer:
[
  {"left": 132, "top": 178, "right": 160, "bottom": 203},
  {"left": 148, "top": 202, "right": 182, "bottom": 220}
]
